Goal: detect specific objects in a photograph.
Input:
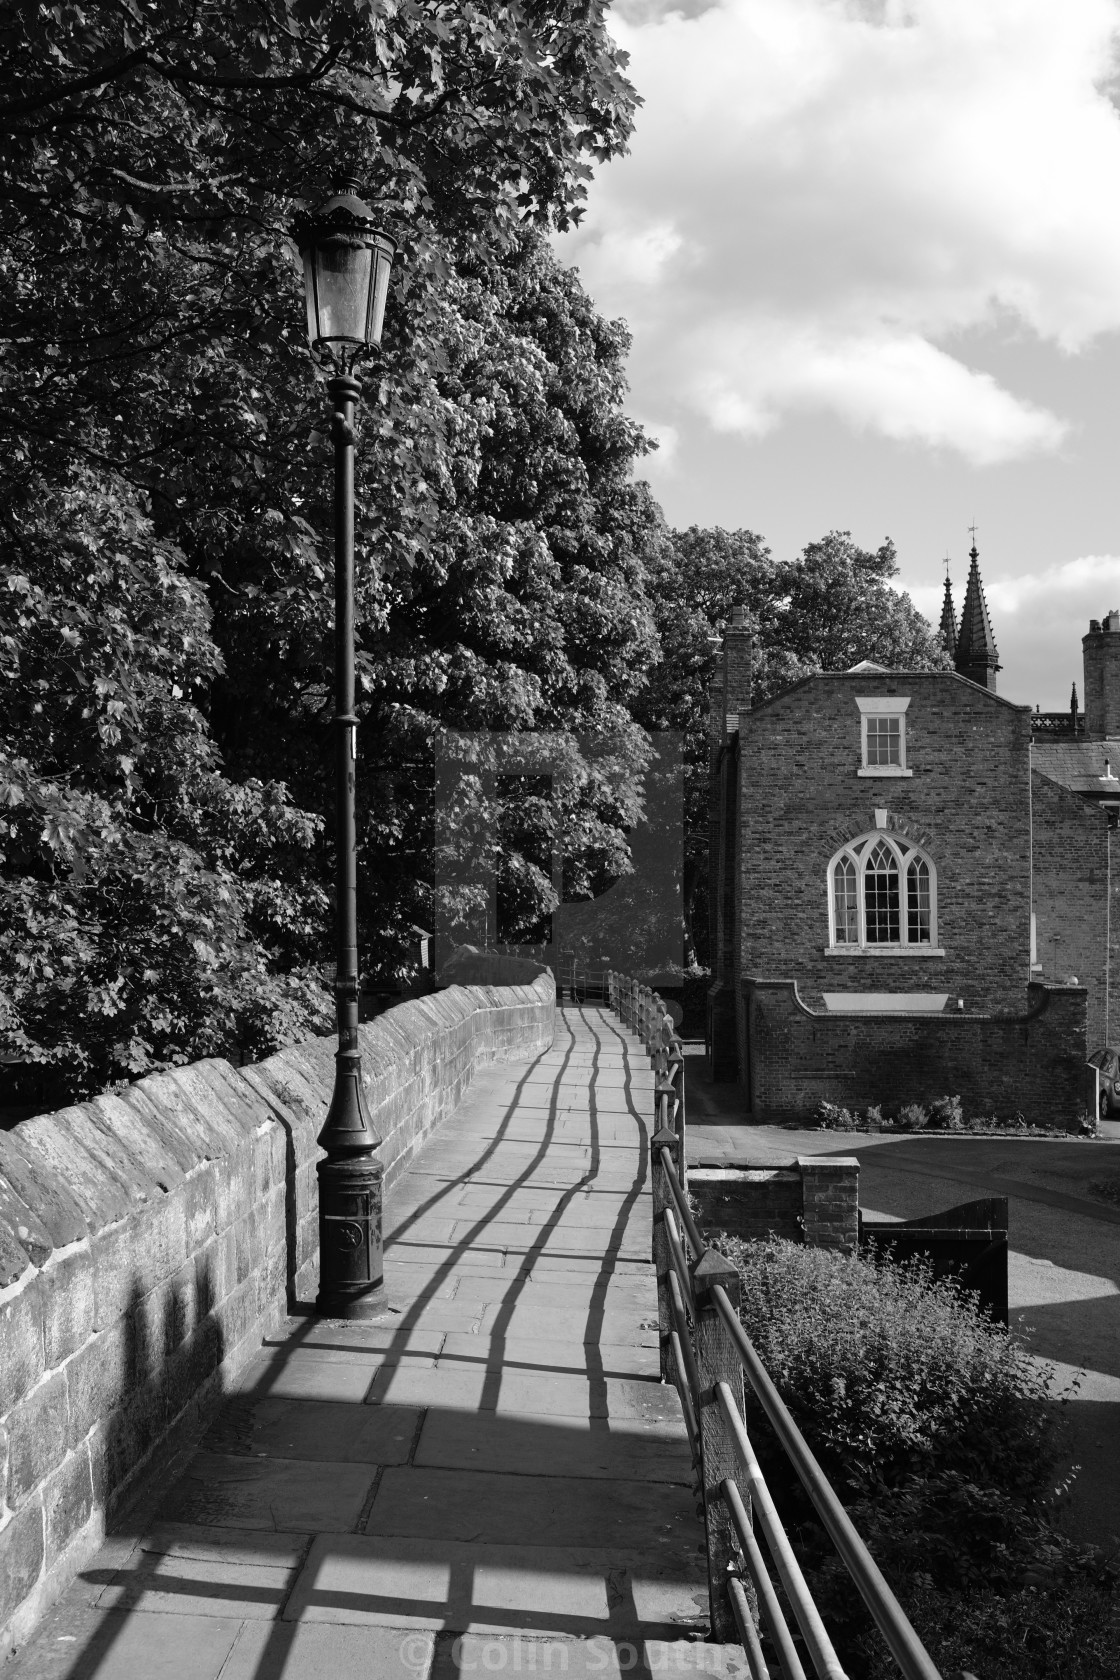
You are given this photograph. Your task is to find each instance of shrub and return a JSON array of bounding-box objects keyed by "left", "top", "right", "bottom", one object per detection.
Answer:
[
  {"left": 814, "top": 1099, "right": 854, "bottom": 1130},
  {"left": 896, "top": 1101, "right": 929, "bottom": 1131},
  {"left": 712, "top": 1237, "right": 1115, "bottom": 1680},
  {"left": 817, "top": 1483, "right": 1119, "bottom": 1680},
  {"left": 929, "top": 1094, "right": 963, "bottom": 1130},
  {"left": 716, "top": 1236, "right": 1053, "bottom": 1498}
]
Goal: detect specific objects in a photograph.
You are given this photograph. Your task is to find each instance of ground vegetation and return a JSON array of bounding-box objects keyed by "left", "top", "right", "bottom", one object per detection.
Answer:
[{"left": 716, "top": 1235, "right": 1119, "bottom": 1680}]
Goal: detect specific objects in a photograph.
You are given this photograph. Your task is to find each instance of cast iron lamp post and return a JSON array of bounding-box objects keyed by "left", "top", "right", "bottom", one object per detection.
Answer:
[{"left": 293, "top": 182, "right": 395, "bottom": 1318}]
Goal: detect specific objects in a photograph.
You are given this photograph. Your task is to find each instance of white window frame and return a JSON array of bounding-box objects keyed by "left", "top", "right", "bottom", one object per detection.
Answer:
[
  {"left": 825, "top": 831, "right": 943, "bottom": 956},
  {"left": 856, "top": 695, "right": 912, "bottom": 777}
]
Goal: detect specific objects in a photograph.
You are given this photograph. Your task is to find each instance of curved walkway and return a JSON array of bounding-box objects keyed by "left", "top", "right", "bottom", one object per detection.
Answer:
[{"left": 5, "top": 1009, "right": 734, "bottom": 1680}]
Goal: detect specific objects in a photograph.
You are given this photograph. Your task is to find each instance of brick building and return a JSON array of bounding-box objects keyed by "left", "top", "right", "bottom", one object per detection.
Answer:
[{"left": 708, "top": 558, "right": 1120, "bottom": 1126}]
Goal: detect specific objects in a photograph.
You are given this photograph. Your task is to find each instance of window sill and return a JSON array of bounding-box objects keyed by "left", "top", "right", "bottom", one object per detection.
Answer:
[
  {"left": 824, "top": 946, "right": 945, "bottom": 958},
  {"left": 857, "top": 766, "right": 912, "bottom": 777}
]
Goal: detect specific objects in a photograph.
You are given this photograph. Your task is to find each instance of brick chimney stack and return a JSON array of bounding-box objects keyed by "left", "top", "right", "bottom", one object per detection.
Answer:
[
  {"left": 1083, "top": 610, "right": 1120, "bottom": 739},
  {"left": 722, "top": 605, "right": 753, "bottom": 728}
]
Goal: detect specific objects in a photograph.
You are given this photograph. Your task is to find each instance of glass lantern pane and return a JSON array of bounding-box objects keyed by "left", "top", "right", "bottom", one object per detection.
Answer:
[
  {"left": 313, "top": 238, "right": 373, "bottom": 343},
  {"left": 301, "top": 251, "right": 319, "bottom": 350},
  {"left": 368, "top": 248, "right": 392, "bottom": 345}
]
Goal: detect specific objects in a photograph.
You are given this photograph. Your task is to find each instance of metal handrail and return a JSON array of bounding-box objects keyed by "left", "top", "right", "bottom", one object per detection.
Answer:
[
  {"left": 666, "top": 1270, "right": 702, "bottom": 1405},
  {"left": 668, "top": 1328, "right": 700, "bottom": 1458},
  {"left": 662, "top": 1207, "right": 695, "bottom": 1307},
  {"left": 609, "top": 967, "right": 942, "bottom": 1680},
  {"left": 717, "top": 1384, "right": 849, "bottom": 1680},
  {"left": 728, "top": 1578, "right": 774, "bottom": 1680},
  {"left": 658, "top": 1144, "right": 704, "bottom": 1256},
  {"left": 724, "top": 1480, "right": 806, "bottom": 1680},
  {"left": 710, "top": 1289, "right": 943, "bottom": 1680}
]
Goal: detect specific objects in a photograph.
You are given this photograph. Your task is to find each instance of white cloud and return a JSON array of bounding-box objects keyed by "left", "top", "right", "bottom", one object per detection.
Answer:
[{"left": 560, "top": 0, "right": 1120, "bottom": 463}]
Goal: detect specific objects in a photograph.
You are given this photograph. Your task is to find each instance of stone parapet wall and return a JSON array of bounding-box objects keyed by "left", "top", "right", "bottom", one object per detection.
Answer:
[
  {"left": 744, "top": 977, "right": 1086, "bottom": 1127},
  {"left": 0, "top": 966, "right": 554, "bottom": 1656}
]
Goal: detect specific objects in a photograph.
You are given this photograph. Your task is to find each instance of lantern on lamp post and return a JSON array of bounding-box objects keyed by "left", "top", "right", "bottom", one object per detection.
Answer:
[{"left": 293, "top": 183, "right": 395, "bottom": 1318}]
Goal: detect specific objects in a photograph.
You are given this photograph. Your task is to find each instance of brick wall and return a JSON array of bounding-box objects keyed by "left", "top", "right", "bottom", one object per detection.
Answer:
[
  {"left": 744, "top": 977, "right": 1086, "bottom": 1127},
  {"left": 690, "top": 1158, "right": 859, "bottom": 1251},
  {"left": 738, "top": 672, "right": 1033, "bottom": 1014},
  {"left": 1031, "top": 770, "right": 1116, "bottom": 1047},
  {"left": 0, "top": 968, "right": 554, "bottom": 1656}
]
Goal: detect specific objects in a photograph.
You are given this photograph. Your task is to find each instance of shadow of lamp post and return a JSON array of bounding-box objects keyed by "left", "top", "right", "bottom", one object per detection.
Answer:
[{"left": 293, "top": 182, "right": 395, "bottom": 1318}]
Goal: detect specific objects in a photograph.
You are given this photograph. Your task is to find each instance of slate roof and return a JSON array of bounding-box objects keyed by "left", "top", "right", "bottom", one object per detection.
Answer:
[{"left": 1033, "top": 738, "right": 1120, "bottom": 796}]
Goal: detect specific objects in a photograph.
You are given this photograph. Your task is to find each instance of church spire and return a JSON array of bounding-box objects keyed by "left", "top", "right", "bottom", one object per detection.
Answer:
[
  {"left": 955, "top": 536, "right": 1000, "bottom": 692},
  {"left": 938, "top": 560, "right": 958, "bottom": 659}
]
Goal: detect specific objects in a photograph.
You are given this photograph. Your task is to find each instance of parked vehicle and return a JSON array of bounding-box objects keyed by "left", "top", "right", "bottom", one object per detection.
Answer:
[{"left": 1088, "top": 1047, "right": 1120, "bottom": 1118}]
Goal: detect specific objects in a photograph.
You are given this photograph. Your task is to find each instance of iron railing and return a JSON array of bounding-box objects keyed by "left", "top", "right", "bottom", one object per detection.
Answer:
[{"left": 604, "top": 972, "right": 951, "bottom": 1680}]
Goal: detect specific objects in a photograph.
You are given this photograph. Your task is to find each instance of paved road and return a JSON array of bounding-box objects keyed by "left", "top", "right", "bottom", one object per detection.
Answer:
[
  {"left": 686, "top": 1048, "right": 1120, "bottom": 1556},
  {"left": 7, "top": 1011, "right": 745, "bottom": 1680}
]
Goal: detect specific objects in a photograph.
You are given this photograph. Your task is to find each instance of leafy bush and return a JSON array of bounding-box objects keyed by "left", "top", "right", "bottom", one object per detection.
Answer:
[
  {"left": 717, "top": 1236, "right": 1053, "bottom": 1498},
  {"left": 929, "top": 1094, "right": 963, "bottom": 1129},
  {"left": 811, "top": 1094, "right": 1079, "bottom": 1136},
  {"left": 713, "top": 1237, "right": 1117, "bottom": 1679},
  {"left": 814, "top": 1099, "right": 855, "bottom": 1130}
]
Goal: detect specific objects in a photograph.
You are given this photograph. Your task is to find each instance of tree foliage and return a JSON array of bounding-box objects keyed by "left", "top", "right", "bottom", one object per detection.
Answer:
[
  {"left": 0, "top": 472, "right": 331, "bottom": 1098},
  {"left": 0, "top": 0, "right": 654, "bottom": 1100}
]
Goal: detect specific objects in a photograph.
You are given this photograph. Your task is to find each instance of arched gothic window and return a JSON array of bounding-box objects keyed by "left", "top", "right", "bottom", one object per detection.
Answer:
[{"left": 828, "top": 833, "right": 937, "bottom": 950}]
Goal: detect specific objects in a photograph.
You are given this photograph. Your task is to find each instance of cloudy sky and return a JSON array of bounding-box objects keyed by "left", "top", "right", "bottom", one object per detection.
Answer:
[{"left": 556, "top": 0, "right": 1120, "bottom": 710}]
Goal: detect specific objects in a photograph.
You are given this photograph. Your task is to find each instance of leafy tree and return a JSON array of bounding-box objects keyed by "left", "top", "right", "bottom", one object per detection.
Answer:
[
  {"left": 205, "top": 233, "right": 664, "bottom": 972},
  {"left": 0, "top": 2, "right": 660, "bottom": 1096},
  {"left": 636, "top": 527, "right": 950, "bottom": 964},
  {"left": 0, "top": 471, "right": 331, "bottom": 1102}
]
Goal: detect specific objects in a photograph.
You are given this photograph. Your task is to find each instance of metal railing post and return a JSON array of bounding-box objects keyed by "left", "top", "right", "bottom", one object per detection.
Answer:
[
  {"left": 692, "top": 1246, "right": 751, "bottom": 1644},
  {"left": 651, "top": 1126, "right": 681, "bottom": 1385}
]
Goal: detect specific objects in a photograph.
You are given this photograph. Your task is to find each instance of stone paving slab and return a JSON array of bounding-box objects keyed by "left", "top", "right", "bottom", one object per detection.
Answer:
[
  {"left": 431, "top": 1637, "right": 748, "bottom": 1680},
  {"left": 282, "top": 1535, "right": 707, "bottom": 1638},
  {"left": 475, "top": 1304, "right": 661, "bottom": 1343},
  {"left": 447, "top": 1271, "right": 655, "bottom": 1308},
  {"left": 205, "top": 1396, "right": 421, "bottom": 1463},
  {"left": 365, "top": 1365, "right": 679, "bottom": 1421},
  {"left": 411, "top": 1414, "right": 694, "bottom": 1484},
  {"left": 4, "top": 1008, "right": 706, "bottom": 1680},
  {"left": 436, "top": 1333, "right": 660, "bottom": 1379},
  {"left": 159, "top": 1453, "right": 377, "bottom": 1534},
  {"left": 368, "top": 1466, "right": 698, "bottom": 1549}
]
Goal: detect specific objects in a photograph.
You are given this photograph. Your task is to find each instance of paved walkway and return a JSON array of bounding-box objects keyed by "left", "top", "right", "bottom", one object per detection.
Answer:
[{"left": 8, "top": 1009, "right": 734, "bottom": 1680}]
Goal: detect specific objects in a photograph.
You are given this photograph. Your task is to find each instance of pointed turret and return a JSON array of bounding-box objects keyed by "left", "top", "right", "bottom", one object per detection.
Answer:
[
  {"left": 955, "top": 542, "right": 1000, "bottom": 691},
  {"left": 938, "top": 573, "right": 958, "bottom": 659}
]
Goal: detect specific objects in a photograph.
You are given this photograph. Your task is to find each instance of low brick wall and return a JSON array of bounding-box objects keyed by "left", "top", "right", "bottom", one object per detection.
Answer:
[
  {"left": 690, "top": 1159, "right": 859, "bottom": 1252},
  {"left": 744, "top": 978, "right": 1087, "bottom": 1128},
  {"left": 0, "top": 967, "right": 553, "bottom": 1656}
]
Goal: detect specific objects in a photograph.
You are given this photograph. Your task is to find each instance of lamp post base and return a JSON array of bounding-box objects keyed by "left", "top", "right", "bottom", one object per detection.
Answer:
[{"left": 315, "top": 1153, "right": 387, "bottom": 1319}]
